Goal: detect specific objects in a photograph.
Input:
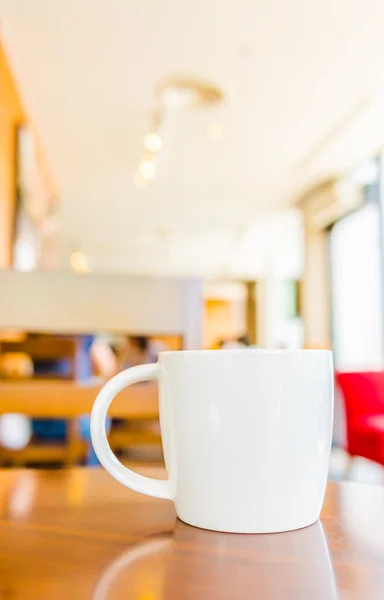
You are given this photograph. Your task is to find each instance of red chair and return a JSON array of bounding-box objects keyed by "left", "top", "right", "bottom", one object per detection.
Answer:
[{"left": 336, "top": 372, "right": 384, "bottom": 465}]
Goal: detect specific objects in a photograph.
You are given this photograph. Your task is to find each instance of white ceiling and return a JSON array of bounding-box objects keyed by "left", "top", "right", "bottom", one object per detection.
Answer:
[{"left": 2, "top": 0, "right": 384, "bottom": 277}]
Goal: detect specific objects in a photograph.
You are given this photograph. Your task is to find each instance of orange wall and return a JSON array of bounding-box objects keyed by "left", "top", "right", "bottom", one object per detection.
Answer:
[
  {"left": 203, "top": 298, "right": 245, "bottom": 349},
  {"left": 0, "top": 43, "right": 25, "bottom": 268}
]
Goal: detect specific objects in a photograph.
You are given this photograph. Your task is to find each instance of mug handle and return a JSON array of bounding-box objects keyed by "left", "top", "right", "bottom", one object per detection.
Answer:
[{"left": 90, "top": 363, "right": 173, "bottom": 500}]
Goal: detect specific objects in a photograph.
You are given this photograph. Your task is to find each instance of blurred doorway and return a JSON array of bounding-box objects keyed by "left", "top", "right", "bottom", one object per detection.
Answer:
[{"left": 203, "top": 282, "right": 247, "bottom": 349}]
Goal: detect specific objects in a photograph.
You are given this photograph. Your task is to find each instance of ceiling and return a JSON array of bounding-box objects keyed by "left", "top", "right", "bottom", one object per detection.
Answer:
[{"left": 2, "top": 0, "right": 384, "bottom": 277}]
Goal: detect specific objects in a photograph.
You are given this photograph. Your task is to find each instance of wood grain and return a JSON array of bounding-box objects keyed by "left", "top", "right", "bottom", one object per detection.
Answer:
[{"left": 0, "top": 468, "right": 383, "bottom": 599}]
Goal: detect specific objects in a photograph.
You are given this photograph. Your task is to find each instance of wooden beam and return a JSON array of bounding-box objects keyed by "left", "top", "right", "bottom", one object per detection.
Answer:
[{"left": 0, "top": 379, "right": 159, "bottom": 419}]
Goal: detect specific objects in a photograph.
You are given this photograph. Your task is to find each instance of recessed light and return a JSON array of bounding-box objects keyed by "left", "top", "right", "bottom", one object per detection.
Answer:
[
  {"left": 70, "top": 252, "right": 91, "bottom": 274},
  {"left": 138, "top": 156, "right": 157, "bottom": 180},
  {"left": 144, "top": 132, "right": 163, "bottom": 153}
]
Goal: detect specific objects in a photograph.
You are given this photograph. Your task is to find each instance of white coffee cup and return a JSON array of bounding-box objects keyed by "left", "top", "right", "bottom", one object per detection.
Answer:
[{"left": 91, "top": 349, "right": 333, "bottom": 533}]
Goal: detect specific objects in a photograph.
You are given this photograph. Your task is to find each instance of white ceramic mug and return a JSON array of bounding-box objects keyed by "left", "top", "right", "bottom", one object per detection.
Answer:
[{"left": 91, "top": 349, "right": 333, "bottom": 533}]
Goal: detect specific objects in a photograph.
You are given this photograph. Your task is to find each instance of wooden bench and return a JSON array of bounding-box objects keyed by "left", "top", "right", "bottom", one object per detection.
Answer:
[{"left": 0, "top": 379, "right": 160, "bottom": 466}]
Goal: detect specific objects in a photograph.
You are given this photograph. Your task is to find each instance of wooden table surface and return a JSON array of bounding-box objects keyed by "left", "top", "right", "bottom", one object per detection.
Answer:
[{"left": 0, "top": 468, "right": 384, "bottom": 599}]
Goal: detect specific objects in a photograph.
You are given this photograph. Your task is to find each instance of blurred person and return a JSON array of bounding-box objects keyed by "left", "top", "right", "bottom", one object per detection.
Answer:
[
  {"left": 218, "top": 336, "right": 249, "bottom": 350},
  {"left": 115, "top": 335, "right": 167, "bottom": 459},
  {"left": 120, "top": 335, "right": 164, "bottom": 368},
  {"left": 90, "top": 337, "right": 118, "bottom": 378},
  {"left": 240, "top": 336, "right": 259, "bottom": 349},
  {"left": 237, "top": 335, "right": 251, "bottom": 347},
  {"left": 150, "top": 338, "right": 169, "bottom": 357},
  {"left": 77, "top": 335, "right": 118, "bottom": 466},
  {"left": 83, "top": 335, "right": 167, "bottom": 465}
]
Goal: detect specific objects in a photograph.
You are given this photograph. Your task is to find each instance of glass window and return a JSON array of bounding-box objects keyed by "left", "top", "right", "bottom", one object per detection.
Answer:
[{"left": 329, "top": 203, "right": 383, "bottom": 370}]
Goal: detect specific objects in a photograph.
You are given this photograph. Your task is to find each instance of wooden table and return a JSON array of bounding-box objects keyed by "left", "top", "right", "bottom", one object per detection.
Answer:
[{"left": 0, "top": 468, "right": 384, "bottom": 599}]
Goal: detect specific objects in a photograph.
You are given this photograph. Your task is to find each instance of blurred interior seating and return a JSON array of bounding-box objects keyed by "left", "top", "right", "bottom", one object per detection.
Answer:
[
  {"left": 336, "top": 372, "right": 384, "bottom": 468},
  {"left": 0, "top": 332, "right": 164, "bottom": 467}
]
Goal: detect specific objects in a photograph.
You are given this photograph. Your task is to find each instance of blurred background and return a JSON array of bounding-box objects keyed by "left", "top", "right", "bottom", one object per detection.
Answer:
[{"left": 1, "top": 0, "right": 384, "bottom": 482}]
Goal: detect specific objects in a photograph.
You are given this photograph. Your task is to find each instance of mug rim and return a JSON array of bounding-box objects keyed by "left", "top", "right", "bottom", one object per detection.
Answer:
[{"left": 159, "top": 348, "right": 333, "bottom": 356}]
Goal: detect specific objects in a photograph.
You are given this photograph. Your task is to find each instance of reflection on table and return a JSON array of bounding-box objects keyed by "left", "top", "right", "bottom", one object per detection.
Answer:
[{"left": 1, "top": 467, "right": 384, "bottom": 599}]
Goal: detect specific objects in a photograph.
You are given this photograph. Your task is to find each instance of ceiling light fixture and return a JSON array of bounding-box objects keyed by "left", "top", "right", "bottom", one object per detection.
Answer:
[
  {"left": 70, "top": 251, "right": 91, "bottom": 274},
  {"left": 157, "top": 78, "right": 224, "bottom": 109},
  {"left": 134, "top": 78, "right": 223, "bottom": 190},
  {"left": 138, "top": 155, "right": 157, "bottom": 180},
  {"left": 144, "top": 132, "right": 163, "bottom": 153}
]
